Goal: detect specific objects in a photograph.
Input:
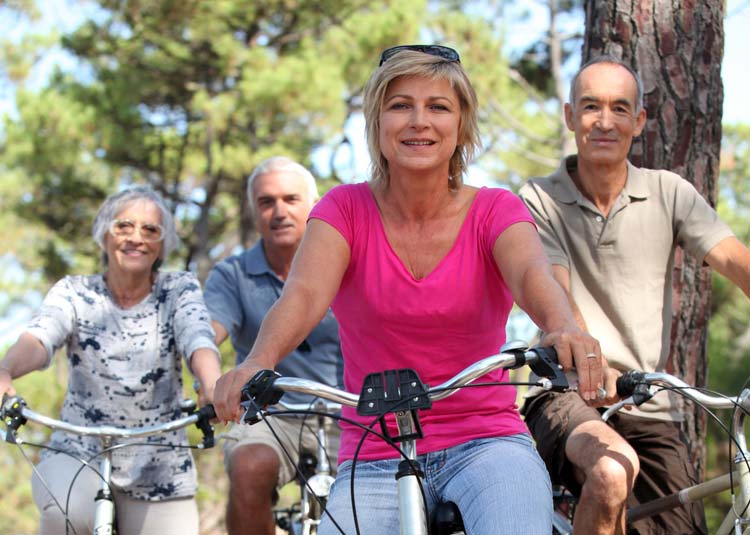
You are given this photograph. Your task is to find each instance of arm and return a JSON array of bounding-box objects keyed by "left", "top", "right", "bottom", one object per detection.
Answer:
[
  {"left": 204, "top": 261, "right": 243, "bottom": 348},
  {"left": 212, "top": 320, "right": 230, "bottom": 347},
  {"left": 213, "top": 219, "right": 351, "bottom": 422},
  {"left": 493, "top": 222, "right": 603, "bottom": 401},
  {"left": 550, "top": 264, "right": 620, "bottom": 402},
  {"left": 0, "top": 333, "right": 49, "bottom": 398},
  {"left": 550, "top": 265, "right": 588, "bottom": 331},
  {"left": 704, "top": 236, "right": 750, "bottom": 298},
  {"left": 172, "top": 273, "right": 223, "bottom": 405},
  {"left": 189, "top": 346, "right": 222, "bottom": 406}
]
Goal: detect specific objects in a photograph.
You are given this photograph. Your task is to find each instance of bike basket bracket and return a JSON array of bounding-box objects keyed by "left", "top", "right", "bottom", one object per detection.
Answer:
[
  {"left": 357, "top": 369, "right": 431, "bottom": 442},
  {"left": 357, "top": 368, "right": 432, "bottom": 416}
]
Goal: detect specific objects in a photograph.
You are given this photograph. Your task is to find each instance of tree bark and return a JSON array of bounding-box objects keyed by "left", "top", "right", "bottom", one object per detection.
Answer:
[{"left": 582, "top": 0, "right": 725, "bottom": 478}]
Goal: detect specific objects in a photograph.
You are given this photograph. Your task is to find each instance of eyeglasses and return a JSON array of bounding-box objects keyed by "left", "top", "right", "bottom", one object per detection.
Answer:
[
  {"left": 378, "top": 45, "right": 460, "bottom": 67},
  {"left": 109, "top": 219, "right": 165, "bottom": 242}
]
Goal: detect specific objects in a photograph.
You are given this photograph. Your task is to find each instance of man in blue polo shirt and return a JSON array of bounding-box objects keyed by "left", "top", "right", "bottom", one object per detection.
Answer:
[{"left": 204, "top": 156, "right": 343, "bottom": 535}]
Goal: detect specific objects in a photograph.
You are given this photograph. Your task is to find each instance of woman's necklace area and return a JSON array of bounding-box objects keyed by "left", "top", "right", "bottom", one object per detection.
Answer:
[{"left": 104, "top": 272, "right": 155, "bottom": 308}]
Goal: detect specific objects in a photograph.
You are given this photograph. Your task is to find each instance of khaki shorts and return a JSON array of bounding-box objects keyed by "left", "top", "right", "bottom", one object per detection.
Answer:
[
  {"left": 223, "top": 410, "right": 341, "bottom": 488},
  {"left": 522, "top": 390, "right": 707, "bottom": 535}
]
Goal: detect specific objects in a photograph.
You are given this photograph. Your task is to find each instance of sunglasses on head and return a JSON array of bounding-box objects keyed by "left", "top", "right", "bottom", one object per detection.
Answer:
[{"left": 378, "top": 45, "right": 461, "bottom": 66}]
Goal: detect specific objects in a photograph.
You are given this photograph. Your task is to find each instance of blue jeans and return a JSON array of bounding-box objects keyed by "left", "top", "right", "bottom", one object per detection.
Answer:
[{"left": 319, "top": 434, "right": 552, "bottom": 535}]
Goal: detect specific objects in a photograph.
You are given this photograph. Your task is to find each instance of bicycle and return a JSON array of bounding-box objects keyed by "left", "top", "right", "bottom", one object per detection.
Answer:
[
  {"left": 550, "top": 370, "right": 750, "bottom": 535},
  {"left": 1, "top": 394, "right": 217, "bottom": 535},
  {"left": 240, "top": 341, "right": 570, "bottom": 535},
  {"left": 268, "top": 399, "right": 342, "bottom": 535}
]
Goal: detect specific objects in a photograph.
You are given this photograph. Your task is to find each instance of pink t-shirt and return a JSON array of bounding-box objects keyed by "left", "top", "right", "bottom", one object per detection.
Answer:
[{"left": 310, "top": 182, "right": 534, "bottom": 461}]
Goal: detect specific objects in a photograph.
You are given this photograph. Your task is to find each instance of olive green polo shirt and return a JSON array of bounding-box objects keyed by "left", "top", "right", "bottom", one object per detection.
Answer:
[{"left": 520, "top": 156, "right": 733, "bottom": 420}]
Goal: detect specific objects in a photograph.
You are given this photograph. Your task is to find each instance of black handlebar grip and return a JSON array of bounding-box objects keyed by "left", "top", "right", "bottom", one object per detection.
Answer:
[
  {"left": 528, "top": 346, "right": 569, "bottom": 392},
  {"left": 616, "top": 370, "right": 645, "bottom": 398},
  {"left": 199, "top": 404, "right": 217, "bottom": 421},
  {"left": 241, "top": 369, "right": 284, "bottom": 407},
  {"left": 195, "top": 404, "right": 216, "bottom": 448}
]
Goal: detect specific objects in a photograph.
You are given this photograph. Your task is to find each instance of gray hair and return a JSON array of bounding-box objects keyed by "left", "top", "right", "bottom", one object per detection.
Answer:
[
  {"left": 569, "top": 55, "right": 645, "bottom": 113},
  {"left": 92, "top": 185, "right": 178, "bottom": 268},
  {"left": 246, "top": 156, "right": 318, "bottom": 216},
  {"left": 363, "top": 49, "right": 480, "bottom": 191}
]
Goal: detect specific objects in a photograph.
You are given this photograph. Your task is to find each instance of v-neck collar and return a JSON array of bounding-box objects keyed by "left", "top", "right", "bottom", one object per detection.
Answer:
[{"left": 364, "top": 184, "right": 483, "bottom": 282}]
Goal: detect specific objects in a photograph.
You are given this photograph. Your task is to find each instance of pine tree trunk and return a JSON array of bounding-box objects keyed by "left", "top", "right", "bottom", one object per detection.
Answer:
[{"left": 581, "top": 0, "right": 725, "bottom": 478}]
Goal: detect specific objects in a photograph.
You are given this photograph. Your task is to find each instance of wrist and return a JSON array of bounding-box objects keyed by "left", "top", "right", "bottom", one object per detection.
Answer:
[{"left": 243, "top": 352, "right": 277, "bottom": 371}]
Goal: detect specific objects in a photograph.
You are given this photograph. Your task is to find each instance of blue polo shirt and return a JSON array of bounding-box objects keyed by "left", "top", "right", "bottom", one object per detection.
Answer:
[{"left": 204, "top": 240, "right": 344, "bottom": 405}]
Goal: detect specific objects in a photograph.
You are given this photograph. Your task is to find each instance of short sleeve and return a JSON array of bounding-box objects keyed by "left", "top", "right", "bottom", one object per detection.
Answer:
[
  {"left": 309, "top": 184, "right": 361, "bottom": 247},
  {"left": 204, "top": 259, "right": 244, "bottom": 337},
  {"left": 671, "top": 175, "right": 734, "bottom": 260},
  {"left": 25, "top": 277, "right": 77, "bottom": 367},
  {"left": 172, "top": 273, "right": 218, "bottom": 362},
  {"left": 519, "top": 181, "right": 570, "bottom": 268},
  {"left": 480, "top": 188, "right": 537, "bottom": 253}
]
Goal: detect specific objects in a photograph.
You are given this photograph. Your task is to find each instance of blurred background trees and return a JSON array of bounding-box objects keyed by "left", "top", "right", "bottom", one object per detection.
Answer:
[{"left": 0, "top": 0, "right": 575, "bottom": 284}]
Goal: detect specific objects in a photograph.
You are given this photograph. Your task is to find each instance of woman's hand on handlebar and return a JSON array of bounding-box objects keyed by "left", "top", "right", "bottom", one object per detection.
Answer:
[
  {"left": 213, "top": 359, "right": 267, "bottom": 423},
  {"left": 541, "top": 325, "right": 604, "bottom": 403}
]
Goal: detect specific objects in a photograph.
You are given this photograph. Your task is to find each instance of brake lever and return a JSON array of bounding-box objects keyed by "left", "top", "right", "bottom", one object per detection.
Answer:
[
  {"left": 601, "top": 397, "right": 633, "bottom": 422},
  {"left": 1, "top": 395, "right": 27, "bottom": 444},
  {"left": 528, "top": 346, "right": 569, "bottom": 392},
  {"left": 240, "top": 370, "right": 284, "bottom": 425}
]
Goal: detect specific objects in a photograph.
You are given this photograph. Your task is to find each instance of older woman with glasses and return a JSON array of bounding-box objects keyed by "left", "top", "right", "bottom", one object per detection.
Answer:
[
  {"left": 214, "top": 45, "right": 605, "bottom": 534},
  {"left": 0, "top": 186, "right": 222, "bottom": 535}
]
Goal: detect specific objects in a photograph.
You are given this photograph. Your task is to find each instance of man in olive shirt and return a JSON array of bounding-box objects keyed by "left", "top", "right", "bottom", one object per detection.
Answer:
[{"left": 520, "top": 56, "right": 750, "bottom": 535}]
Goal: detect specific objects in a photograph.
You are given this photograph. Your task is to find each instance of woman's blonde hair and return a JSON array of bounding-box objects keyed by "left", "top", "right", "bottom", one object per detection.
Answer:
[{"left": 363, "top": 49, "right": 481, "bottom": 190}]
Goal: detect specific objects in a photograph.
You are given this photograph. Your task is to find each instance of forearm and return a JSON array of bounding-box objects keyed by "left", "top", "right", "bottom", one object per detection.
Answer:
[
  {"left": 516, "top": 263, "right": 578, "bottom": 333},
  {"left": 0, "top": 333, "right": 49, "bottom": 378},
  {"left": 190, "top": 347, "right": 222, "bottom": 385},
  {"left": 190, "top": 347, "right": 222, "bottom": 405},
  {"left": 706, "top": 236, "right": 750, "bottom": 298}
]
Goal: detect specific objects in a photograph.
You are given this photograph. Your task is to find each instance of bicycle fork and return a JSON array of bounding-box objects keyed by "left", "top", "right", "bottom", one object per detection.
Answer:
[
  {"left": 92, "top": 438, "right": 116, "bottom": 535},
  {"left": 718, "top": 391, "right": 750, "bottom": 535},
  {"left": 394, "top": 410, "right": 428, "bottom": 535},
  {"left": 301, "top": 410, "right": 336, "bottom": 535}
]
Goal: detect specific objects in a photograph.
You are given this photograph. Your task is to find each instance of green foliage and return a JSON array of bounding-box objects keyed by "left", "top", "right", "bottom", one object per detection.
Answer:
[
  {"left": 509, "top": 0, "right": 583, "bottom": 98},
  {"left": 0, "top": 0, "right": 569, "bottom": 281},
  {"left": 703, "top": 123, "right": 750, "bottom": 531},
  {"left": 708, "top": 124, "right": 750, "bottom": 396}
]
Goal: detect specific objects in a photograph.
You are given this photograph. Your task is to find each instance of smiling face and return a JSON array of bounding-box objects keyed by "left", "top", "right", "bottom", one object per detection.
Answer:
[
  {"left": 565, "top": 62, "right": 646, "bottom": 168},
  {"left": 104, "top": 200, "right": 163, "bottom": 276},
  {"left": 378, "top": 75, "right": 461, "bottom": 178},
  {"left": 251, "top": 170, "right": 315, "bottom": 252}
]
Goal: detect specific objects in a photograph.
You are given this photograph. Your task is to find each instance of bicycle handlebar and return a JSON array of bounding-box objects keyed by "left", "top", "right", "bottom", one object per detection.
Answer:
[
  {"left": 603, "top": 370, "right": 750, "bottom": 423},
  {"left": 1, "top": 395, "right": 217, "bottom": 448},
  {"left": 275, "top": 400, "right": 343, "bottom": 413},
  {"left": 241, "top": 344, "right": 567, "bottom": 423},
  {"left": 614, "top": 371, "right": 748, "bottom": 410}
]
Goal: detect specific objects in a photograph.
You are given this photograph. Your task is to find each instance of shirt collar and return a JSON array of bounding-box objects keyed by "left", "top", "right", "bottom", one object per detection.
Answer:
[
  {"left": 242, "top": 240, "right": 275, "bottom": 277},
  {"left": 549, "top": 155, "right": 649, "bottom": 204}
]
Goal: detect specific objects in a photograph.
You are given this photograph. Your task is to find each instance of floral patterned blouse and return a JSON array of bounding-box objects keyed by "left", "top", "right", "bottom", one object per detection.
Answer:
[{"left": 26, "top": 271, "right": 217, "bottom": 501}]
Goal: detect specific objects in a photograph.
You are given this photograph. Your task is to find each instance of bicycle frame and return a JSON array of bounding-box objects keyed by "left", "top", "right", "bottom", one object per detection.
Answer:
[
  {"left": 242, "top": 343, "right": 568, "bottom": 535},
  {"left": 2, "top": 396, "right": 215, "bottom": 535}
]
